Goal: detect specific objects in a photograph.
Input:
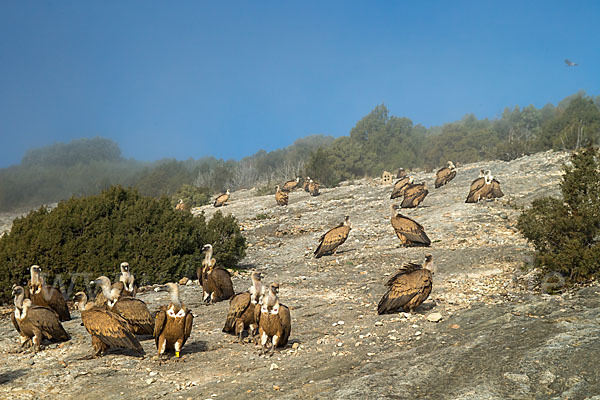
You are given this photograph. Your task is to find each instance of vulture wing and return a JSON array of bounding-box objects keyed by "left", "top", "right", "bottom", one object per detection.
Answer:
[
  {"left": 211, "top": 268, "right": 234, "bottom": 301},
  {"left": 278, "top": 304, "right": 291, "bottom": 347},
  {"left": 28, "top": 305, "right": 70, "bottom": 341},
  {"left": 391, "top": 215, "right": 431, "bottom": 246},
  {"left": 111, "top": 298, "right": 154, "bottom": 335},
  {"left": 183, "top": 310, "right": 194, "bottom": 347},
  {"left": 489, "top": 180, "right": 504, "bottom": 198},
  {"left": 378, "top": 269, "right": 432, "bottom": 314},
  {"left": 223, "top": 292, "right": 251, "bottom": 333},
  {"left": 390, "top": 177, "right": 410, "bottom": 199},
  {"left": 214, "top": 193, "right": 229, "bottom": 207},
  {"left": 153, "top": 306, "right": 167, "bottom": 348},
  {"left": 314, "top": 225, "right": 350, "bottom": 258},
  {"left": 309, "top": 182, "right": 320, "bottom": 196},
  {"left": 435, "top": 168, "right": 456, "bottom": 188},
  {"left": 465, "top": 177, "right": 486, "bottom": 203},
  {"left": 282, "top": 180, "right": 297, "bottom": 192},
  {"left": 401, "top": 184, "right": 428, "bottom": 208},
  {"left": 275, "top": 190, "right": 289, "bottom": 206},
  {"left": 82, "top": 308, "right": 144, "bottom": 354}
]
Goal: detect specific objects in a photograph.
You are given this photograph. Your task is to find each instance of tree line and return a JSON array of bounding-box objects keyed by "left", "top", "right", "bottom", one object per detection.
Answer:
[{"left": 1, "top": 91, "right": 598, "bottom": 211}]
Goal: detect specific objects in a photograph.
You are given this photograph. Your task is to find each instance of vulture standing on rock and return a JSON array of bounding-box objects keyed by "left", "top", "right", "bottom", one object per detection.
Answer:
[
  {"left": 74, "top": 292, "right": 144, "bottom": 358},
  {"left": 303, "top": 177, "right": 311, "bottom": 192},
  {"left": 485, "top": 171, "right": 504, "bottom": 200},
  {"left": 378, "top": 255, "right": 435, "bottom": 314},
  {"left": 94, "top": 280, "right": 126, "bottom": 306},
  {"left": 27, "top": 265, "right": 71, "bottom": 321},
  {"left": 435, "top": 161, "right": 457, "bottom": 188},
  {"left": 92, "top": 276, "right": 154, "bottom": 335},
  {"left": 390, "top": 176, "right": 413, "bottom": 199},
  {"left": 314, "top": 216, "right": 352, "bottom": 258},
  {"left": 154, "top": 283, "right": 194, "bottom": 358},
  {"left": 214, "top": 189, "right": 230, "bottom": 207},
  {"left": 308, "top": 179, "right": 320, "bottom": 196},
  {"left": 401, "top": 182, "right": 429, "bottom": 208},
  {"left": 255, "top": 283, "right": 291, "bottom": 355},
  {"left": 466, "top": 170, "right": 504, "bottom": 203},
  {"left": 282, "top": 177, "right": 300, "bottom": 192},
  {"left": 119, "top": 262, "right": 137, "bottom": 297},
  {"left": 465, "top": 170, "right": 486, "bottom": 203},
  {"left": 11, "top": 286, "right": 69, "bottom": 351},
  {"left": 275, "top": 185, "right": 289, "bottom": 206},
  {"left": 198, "top": 244, "right": 234, "bottom": 303},
  {"left": 390, "top": 205, "right": 431, "bottom": 247},
  {"left": 223, "top": 271, "right": 263, "bottom": 341}
]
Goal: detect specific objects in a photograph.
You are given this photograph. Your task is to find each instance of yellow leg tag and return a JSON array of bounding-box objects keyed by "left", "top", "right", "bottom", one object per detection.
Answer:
[{"left": 175, "top": 351, "right": 180, "bottom": 358}]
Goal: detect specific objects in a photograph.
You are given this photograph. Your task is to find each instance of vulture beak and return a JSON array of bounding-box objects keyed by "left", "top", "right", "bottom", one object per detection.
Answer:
[{"left": 155, "top": 285, "right": 168, "bottom": 292}]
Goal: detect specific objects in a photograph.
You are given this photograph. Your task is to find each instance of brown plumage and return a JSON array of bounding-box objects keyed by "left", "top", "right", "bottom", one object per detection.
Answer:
[
  {"left": 92, "top": 276, "right": 154, "bottom": 335},
  {"left": 302, "top": 177, "right": 311, "bottom": 192},
  {"left": 486, "top": 172, "right": 505, "bottom": 200},
  {"left": 275, "top": 185, "right": 289, "bottom": 206},
  {"left": 390, "top": 176, "right": 413, "bottom": 199},
  {"left": 154, "top": 283, "right": 193, "bottom": 358},
  {"left": 400, "top": 183, "right": 428, "bottom": 208},
  {"left": 94, "top": 281, "right": 126, "bottom": 306},
  {"left": 214, "top": 189, "right": 230, "bottom": 207},
  {"left": 314, "top": 216, "right": 352, "bottom": 258},
  {"left": 435, "top": 161, "right": 457, "bottom": 188},
  {"left": 199, "top": 244, "right": 234, "bottom": 303},
  {"left": 223, "top": 271, "right": 263, "bottom": 341},
  {"left": 378, "top": 255, "right": 435, "bottom": 314},
  {"left": 465, "top": 170, "right": 487, "bottom": 203},
  {"left": 281, "top": 177, "right": 300, "bottom": 192},
  {"left": 256, "top": 283, "right": 291, "bottom": 355},
  {"left": 27, "top": 265, "right": 71, "bottom": 321},
  {"left": 74, "top": 292, "right": 144, "bottom": 357},
  {"left": 11, "top": 286, "right": 69, "bottom": 352},
  {"left": 308, "top": 179, "right": 320, "bottom": 196},
  {"left": 390, "top": 205, "right": 431, "bottom": 247},
  {"left": 119, "top": 262, "right": 137, "bottom": 297}
]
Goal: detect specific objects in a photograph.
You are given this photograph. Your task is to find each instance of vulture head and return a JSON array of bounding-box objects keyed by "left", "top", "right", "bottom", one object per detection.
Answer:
[
  {"left": 12, "top": 285, "right": 25, "bottom": 308},
  {"left": 269, "top": 282, "right": 280, "bottom": 295},
  {"left": 251, "top": 271, "right": 263, "bottom": 281},
  {"left": 448, "top": 161, "right": 456, "bottom": 170},
  {"left": 73, "top": 291, "right": 89, "bottom": 311},
  {"left": 424, "top": 254, "right": 436, "bottom": 274},
  {"left": 276, "top": 185, "right": 281, "bottom": 192},
  {"left": 120, "top": 262, "right": 130, "bottom": 273},
  {"left": 202, "top": 244, "right": 213, "bottom": 253}
]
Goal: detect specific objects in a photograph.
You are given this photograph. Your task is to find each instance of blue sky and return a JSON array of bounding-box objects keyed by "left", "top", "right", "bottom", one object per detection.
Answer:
[{"left": 0, "top": 1, "right": 598, "bottom": 167}]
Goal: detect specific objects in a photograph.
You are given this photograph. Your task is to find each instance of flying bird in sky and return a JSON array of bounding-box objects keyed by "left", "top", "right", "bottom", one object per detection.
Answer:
[{"left": 564, "top": 59, "right": 578, "bottom": 67}]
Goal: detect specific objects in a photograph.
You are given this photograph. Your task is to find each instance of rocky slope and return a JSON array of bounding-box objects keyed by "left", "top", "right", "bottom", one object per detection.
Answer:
[{"left": 2, "top": 150, "right": 600, "bottom": 400}]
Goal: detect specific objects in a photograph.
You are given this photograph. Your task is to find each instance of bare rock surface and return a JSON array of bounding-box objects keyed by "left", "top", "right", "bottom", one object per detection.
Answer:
[{"left": 2, "top": 150, "right": 600, "bottom": 399}]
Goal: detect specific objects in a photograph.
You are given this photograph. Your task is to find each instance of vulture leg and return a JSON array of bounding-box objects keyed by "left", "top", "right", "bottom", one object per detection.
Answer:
[
  {"left": 32, "top": 329, "right": 43, "bottom": 353},
  {"left": 235, "top": 319, "right": 245, "bottom": 343},
  {"left": 271, "top": 335, "right": 280, "bottom": 356},
  {"left": 91, "top": 336, "right": 107, "bottom": 358},
  {"left": 158, "top": 337, "right": 167, "bottom": 359},
  {"left": 260, "top": 331, "right": 269, "bottom": 355},
  {"left": 174, "top": 340, "right": 182, "bottom": 358}
]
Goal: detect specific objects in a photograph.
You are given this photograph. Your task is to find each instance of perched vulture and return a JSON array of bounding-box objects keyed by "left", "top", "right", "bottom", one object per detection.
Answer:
[
  {"left": 11, "top": 286, "right": 69, "bottom": 351},
  {"left": 303, "top": 177, "right": 311, "bottom": 192},
  {"left": 465, "top": 170, "right": 486, "bottom": 203},
  {"left": 92, "top": 276, "right": 154, "bottom": 335},
  {"left": 378, "top": 255, "right": 435, "bottom": 314},
  {"left": 256, "top": 283, "right": 291, "bottom": 355},
  {"left": 199, "top": 244, "right": 234, "bottom": 303},
  {"left": 154, "top": 283, "right": 193, "bottom": 358},
  {"left": 223, "top": 272, "right": 263, "bottom": 341},
  {"left": 435, "top": 161, "right": 457, "bottom": 188},
  {"left": 390, "top": 205, "right": 431, "bottom": 247},
  {"left": 314, "top": 216, "right": 352, "bottom": 258},
  {"left": 74, "top": 292, "right": 144, "bottom": 357},
  {"left": 275, "top": 185, "right": 289, "bottom": 206},
  {"left": 390, "top": 176, "right": 413, "bottom": 199},
  {"left": 308, "top": 179, "right": 320, "bottom": 196},
  {"left": 401, "top": 183, "right": 428, "bottom": 208},
  {"left": 27, "top": 265, "right": 71, "bottom": 321},
  {"left": 94, "top": 281, "right": 126, "bottom": 306},
  {"left": 281, "top": 177, "right": 300, "bottom": 192},
  {"left": 397, "top": 168, "right": 407, "bottom": 179},
  {"left": 175, "top": 199, "right": 186, "bottom": 211},
  {"left": 119, "top": 262, "right": 137, "bottom": 297},
  {"left": 485, "top": 171, "right": 505, "bottom": 200},
  {"left": 214, "top": 189, "right": 230, "bottom": 207}
]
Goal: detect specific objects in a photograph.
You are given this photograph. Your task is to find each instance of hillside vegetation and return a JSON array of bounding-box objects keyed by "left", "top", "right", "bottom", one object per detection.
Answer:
[{"left": 1, "top": 91, "right": 598, "bottom": 211}]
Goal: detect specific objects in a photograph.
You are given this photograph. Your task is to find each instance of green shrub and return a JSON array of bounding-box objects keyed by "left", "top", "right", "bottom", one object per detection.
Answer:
[
  {"left": 0, "top": 186, "right": 246, "bottom": 304},
  {"left": 517, "top": 146, "right": 600, "bottom": 283},
  {"left": 171, "top": 184, "right": 211, "bottom": 208}
]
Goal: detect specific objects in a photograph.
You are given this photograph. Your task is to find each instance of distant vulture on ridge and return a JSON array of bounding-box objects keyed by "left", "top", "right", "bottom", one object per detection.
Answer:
[
  {"left": 465, "top": 170, "right": 504, "bottom": 203},
  {"left": 435, "top": 161, "right": 457, "bottom": 188},
  {"left": 314, "top": 216, "right": 352, "bottom": 258},
  {"left": 390, "top": 176, "right": 413, "bottom": 199},
  {"left": 214, "top": 189, "right": 230, "bottom": 207},
  {"left": 308, "top": 179, "right": 320, "bottom": 196},
  {"left": 282, "top": 177, "right": 300, "bottom": 192},
  {"left": 275, "top": 185, "right": 289, "bottom": 206},
  {"left": 401, "top": 182, "right": 428, "bottom": 208},
  {"left": 378, "top": 255, "right": 435, "bottom": 314},
  {"left": 390, "top": 205, "right": 431, "bottom": 247}
]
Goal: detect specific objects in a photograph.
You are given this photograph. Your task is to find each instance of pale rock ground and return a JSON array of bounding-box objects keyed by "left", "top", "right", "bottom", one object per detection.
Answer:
[{"left": 1, "top": 150, "right": 600, "bottom": 399}]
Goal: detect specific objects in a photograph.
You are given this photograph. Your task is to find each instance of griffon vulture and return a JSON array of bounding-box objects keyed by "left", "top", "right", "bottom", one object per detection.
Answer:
[
  {"left": 275, "top": 185, "right": 289, "bottom": 206},
  {"left": 74, "top": 292, "right": 144, "bottom": 357},
  {"left": 378, "top": 255, "right": 435, "bottom": 314},
  {"left": 401, "top": 183, "right": 429, "bottom": 208},
  {"left": 154, "top": 283, "right": 193, "bottom": 358},
  {"left": 198, "top": 244, "right": 234, "bottom": 303},
  {"left": 308, "top": 179, "right": 320, "bottom": 196},
  {"left": 390, "top": 176, "right": 413, "bottom": 199},
  {"left": 390, "top": 205, "right": 431, "bottom": 247},
  {"left": 435, "top": 161, "right": 457, "bottom": 188},
  {"left": 465, "top": 170, "right": 486, "bottom": 203},
  {"left": 314, "top": 216, "right": 352, "bottom": 258},
  {"left": 222, "top": 272, "right": 264, "bottom": 342},
  {"left": 214, "top": 189, "right": 230, "bottom": 207},
  {"left": 281, "top": 177, "right": 300, "bottom": 192},
  {"left": 92, "top": 276, "right": 154, "bottom": 335},
  {"left": 303, "top": 177, "right": 311, "bottom": 192},
  {"left": 119, "top": 262, "right": 137, "bottom": 297},
  {"left": 27, "top": 265, "right": 71, "bottom": 321},
  {"left": 256, "top": 283, "right": 291, "bottom": 355}
]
